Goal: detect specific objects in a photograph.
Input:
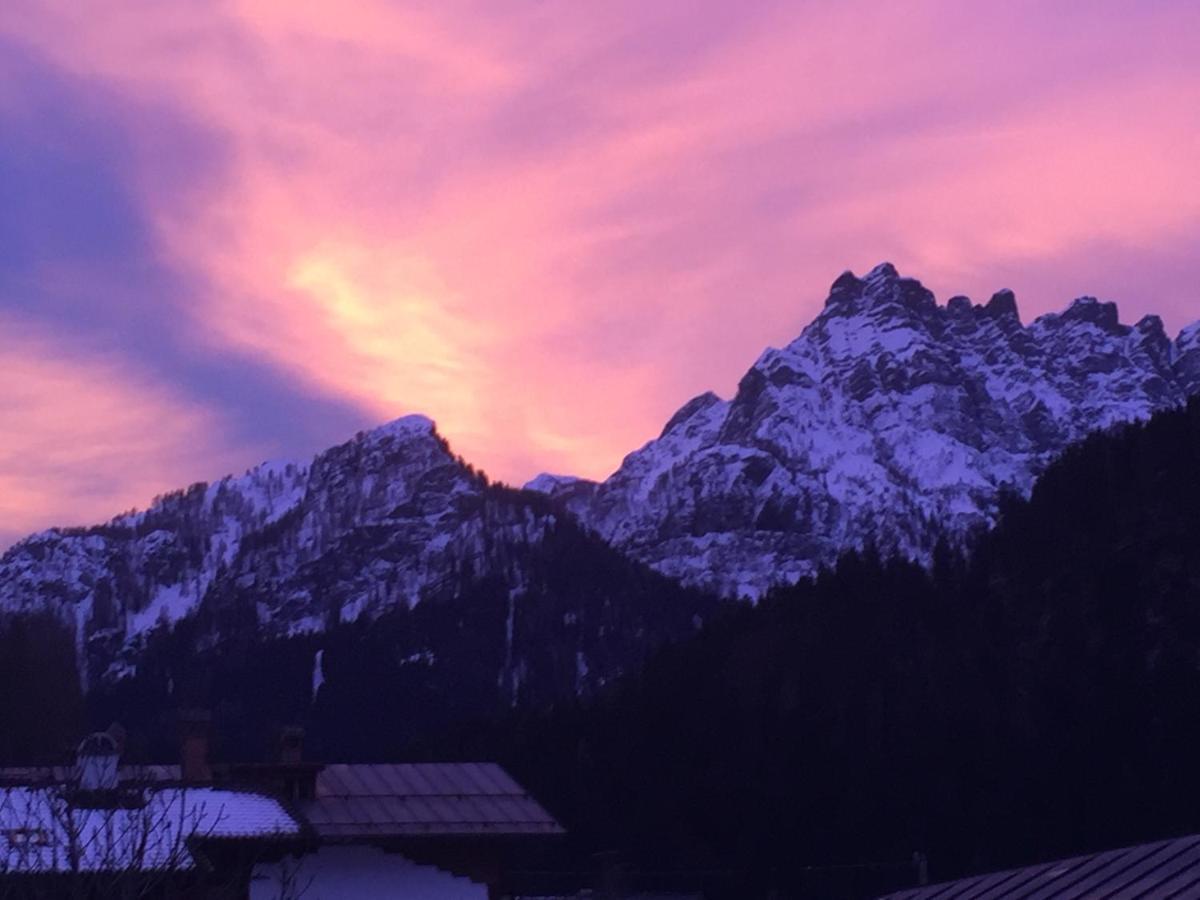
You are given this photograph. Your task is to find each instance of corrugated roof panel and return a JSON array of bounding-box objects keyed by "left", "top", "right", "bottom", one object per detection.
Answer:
[
  {"left": 376, "top": 766, "right": 412, "bottom": 795},
  {"left": 1010, "top": 853, "right": 1098, "bottom": 897},
  {"left": 416, "top": 765, "right": 456, "bottom": 794},
  {"left": 334, "top": 764, "right": 369, "bottom": 796},
  {"left": 936, "top": 875, "right": 991, "bottom": 899},
  {"left": 392, "top": 764, "right": 435, "bottom": 795},
  {"left": 299, "top": 763, "right": 563, "bottom": 837},
  {"left": 312, "top": 763, "right": 538, "bottom": 798},
  {"left": 971, "top": 858, "right": 1086, "bottom": 900},
  {"left": 876, "top": 835, "right": 1200, "bottom": 900},
  {"left": 490, "top": 796, "right": 542, "bottom": 825},
  {"left": 424, "top": 764, "right": 468, "bottom": 795},
  {"left": 1140, "top": 867, "right": 1200, "bottom": 899},
  {"left": 387, "top": 801, "right": 424, "bottom": 829},
  {"left": 343, "top": 764, "right": 373, "bottom": 796},
  {"left": 1094, "top": 835, "right": 1200, "bottom": 897},
  {"left": 1102, "top": 839, "right": 1200, "bottom": 900},
  {"left": 483, "top": 795, "right": 536, "bottom": 823},
  {"left": 333, "top": 797, "right": 369, "bottom": 826},
  {"left": 466, "top": 762, "right": 512, "bottom": 794},
  {"left": 359, "top": 795, "right": 397, "bottom": 827},
  {"left": 331, "top": 796, "right": 369, "bottom": 826},
  {"left": 408, "top": 798, "right": 451, "bottom": 825},
  {"left": 315, "top": 764, "right": 347, "bottom": 797},
  {"left": 402, "top": 796, "right": 444, "bottom": 825},
  {"left": 456, "top": 763, "right": 494, "bottom": 794},
  {"left": 433, "top": 796, "right": 481, "bottom": 824},
  {"left": 463, "top": 792, "right": 508, "bottom": 822},
  {"left": 318, "top": 796, "right": 358, "bottom": 826},
  {"left": 963, "top": 860, "right": 1064, "bottom": 900},
  {"left": 484, "top": 763, "right": 525, "bottom": 794},
  {"left": 375, "top": 765, "right": 410, "bottom": 795},
  {"left": 1020, "top": 846, "right": 1135, "bottom": 900},
  {"left": 1048, "top": 838, "right": 1183, "bottom": 899},
  {"left": 464, "top": 794, "right": 505, "bottom": 822}
]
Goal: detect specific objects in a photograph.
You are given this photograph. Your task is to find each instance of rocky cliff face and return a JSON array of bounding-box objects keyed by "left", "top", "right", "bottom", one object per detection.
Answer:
[
  {"left": 529, "top": 264, "right": 1200, "bottom": 597},
  {"left": 0, "top": 417, "right": 709, "bottom": 691},
  {"left": 3, "top": 262, "right": 1196, "bottom": 689}
]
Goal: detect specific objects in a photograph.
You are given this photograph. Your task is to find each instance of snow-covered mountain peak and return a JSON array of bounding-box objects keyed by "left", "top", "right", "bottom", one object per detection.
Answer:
[
  {"left": 1135, "top": 313, "right": 1166, "bottom": 337},
  {"left": 360, "top": 413, "right": 438, "bottom": 444},
  {"left": 819, "top": 262, "right": 938, "bottom": 321},
  {"left": 660, "top": 391, "right": 726, "bottom": 438},
  {"left": 865, "top": 261, "right": 899, "bottom": 281},
  {"left": 0, "top": 408, "right": 481, "bottom": 682},
  {"left": 1175, "top": 321, "right": 1200, "bottom": 392},
  {"left": 524, "top": 473, "right": 588, "bottom": 494},
  {"left": 1177, "top": 320, "right": 1200, "bottom": 353},
  {"left": 531, "top": 266, "right": 1200, "bottom": 598},
  {"left": 0, "top": 406, "right": 713, "bottom": 704},
  {"left": 3, "top": 262, "right": 1196, "bottom": 688},
  {"left": 983, "top": 288, "right": 1020, "bottom": 323},
  {"left": 1059, "top": 295, "right": 1123, "bottom": 333}
]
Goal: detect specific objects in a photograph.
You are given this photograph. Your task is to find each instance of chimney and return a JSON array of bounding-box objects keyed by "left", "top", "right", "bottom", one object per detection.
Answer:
[
  {"left": 279, "top": 726, "right": 304, "bottom": 765},
  {"left": 76, "top": 732, "right": 120, "bottom": 792},
  {"left": 176, "top": 709, "right": 212, "bottom": 783},
  {"left": 278, "top": 726, "right": 320, "bottom": 800},
  {"left": 105, "top": 721, "right": 127, "bottom": 758}
]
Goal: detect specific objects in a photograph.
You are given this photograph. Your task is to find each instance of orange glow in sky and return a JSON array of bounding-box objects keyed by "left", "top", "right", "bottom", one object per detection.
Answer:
[{"left": 0, "top": 0, "right": 1198, "bottom": 546}]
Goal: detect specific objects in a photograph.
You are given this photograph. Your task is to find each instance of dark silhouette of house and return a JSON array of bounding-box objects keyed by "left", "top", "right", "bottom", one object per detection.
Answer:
[{"left": 0, "top": 719, "right": 563, "bottom": 899}]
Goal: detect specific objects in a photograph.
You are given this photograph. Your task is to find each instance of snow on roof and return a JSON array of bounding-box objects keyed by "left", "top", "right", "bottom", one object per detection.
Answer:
[{"left": 0, "top": 786, "right": 301, "bottom": 873}]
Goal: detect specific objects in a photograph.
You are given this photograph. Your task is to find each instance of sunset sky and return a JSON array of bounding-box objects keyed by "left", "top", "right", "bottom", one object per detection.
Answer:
[{"left": 1, "top": 0, "right": 1198, "bottom": 548}]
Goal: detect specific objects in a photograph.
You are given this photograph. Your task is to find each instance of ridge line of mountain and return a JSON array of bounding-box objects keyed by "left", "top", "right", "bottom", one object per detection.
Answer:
[{"left": 1, "top": 262, "right": 1197, "bottom": 687}]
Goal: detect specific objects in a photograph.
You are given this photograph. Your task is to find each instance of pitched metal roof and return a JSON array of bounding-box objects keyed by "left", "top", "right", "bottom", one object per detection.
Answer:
[
  {"left": 879, "top": 834, "right": 1200, "bottom": 900},
  {"left": 303, "top": 763, "right": 564, "bottom": 838}
]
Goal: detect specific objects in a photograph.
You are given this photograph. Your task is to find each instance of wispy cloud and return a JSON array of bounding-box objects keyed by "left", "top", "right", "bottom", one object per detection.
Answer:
[
  {"left": 0, "top": 0, "right": 1196, "bottom": 531},
  {"left": 0, "top": 316, "right": 251, "bottom": 548}
]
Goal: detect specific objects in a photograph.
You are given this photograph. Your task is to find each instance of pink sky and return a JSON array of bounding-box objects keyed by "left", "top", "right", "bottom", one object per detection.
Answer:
[{"left": 0, "top": 1, "right": 1198, "bottom": 547}]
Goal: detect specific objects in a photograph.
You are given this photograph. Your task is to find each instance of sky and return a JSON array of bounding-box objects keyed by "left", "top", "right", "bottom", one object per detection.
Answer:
[{"left": 1, "top": 1, "right": 1198, "bottom": 548}]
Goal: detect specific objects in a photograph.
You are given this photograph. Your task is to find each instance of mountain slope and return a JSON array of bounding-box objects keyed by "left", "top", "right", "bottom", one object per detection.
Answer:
[
  {"left": 468, "top": 396, "right": 1200, "bottom": 893},
  {"left": 530, "top": 263, "right": 1200, "bottom": 597},
  {"left": 0, "top": 416, "right": 713, "bottom": 696}
]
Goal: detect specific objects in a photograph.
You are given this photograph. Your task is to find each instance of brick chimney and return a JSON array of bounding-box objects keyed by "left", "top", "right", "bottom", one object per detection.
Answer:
[
  {"left": 279, "top": 725, "right": 305, "bottom": 765},
  {"left": 278, "top": 725, "right": 321, "bottom": 800},
  {"left": 176, "top": 709, "right": 212, "bottom": 783}
]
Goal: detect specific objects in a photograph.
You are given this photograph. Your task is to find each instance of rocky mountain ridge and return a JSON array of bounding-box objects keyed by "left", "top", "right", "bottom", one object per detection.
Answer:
[
  {"left": 2, "top": 262, "right": 1196, "bottom": 690},
  {"left": 528, "top": 263, "right": 1200, "bottom": 597},
  {"left": 0, "top": 416, "right": 709, "bottom": 693}
]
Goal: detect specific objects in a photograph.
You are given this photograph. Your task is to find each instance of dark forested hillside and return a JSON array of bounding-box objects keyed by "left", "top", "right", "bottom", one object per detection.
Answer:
[
  {"left": 446, "top": 396, "right": 1200, "bottom": 896},
  {"left": 0, "top": 614, "right": 83, "bottom": 762},
  {"left": 83, "top": 494, "right": 720, "bottom": 763},
  {"left": 5, "top": 396, "right": 1199, "bottom": 896}
]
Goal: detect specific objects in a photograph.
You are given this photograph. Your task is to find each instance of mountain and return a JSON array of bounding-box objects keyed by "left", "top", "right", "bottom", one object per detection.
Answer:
[
  {"left": 2, "top": 262, "right": 1196, "bottom": 713},
  {"left": 463, "top": 396, "right": 1200, "bottom": 894},
  {"left": 529, "top": 263, "right": 1200, "bottom": 597},
  {"left": 0, "top": 416, "right": 712, "bottom": 703}
]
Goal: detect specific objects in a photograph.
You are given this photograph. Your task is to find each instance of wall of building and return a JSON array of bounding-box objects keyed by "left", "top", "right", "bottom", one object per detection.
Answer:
[{"left": 249, "top": 845, "right": 488, "bottom": 900}]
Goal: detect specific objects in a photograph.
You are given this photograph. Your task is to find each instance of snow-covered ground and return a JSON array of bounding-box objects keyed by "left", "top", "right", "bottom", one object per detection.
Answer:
[{"left": 250, "top": 846, "right": 486, "bottom": 900}]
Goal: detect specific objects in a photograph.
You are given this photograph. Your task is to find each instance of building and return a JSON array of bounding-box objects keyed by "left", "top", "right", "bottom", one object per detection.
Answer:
[
  {"left": 0, "top": 723, "right": 564, "bottom": 899},
  {"left": 878, "top": 833, "right": 1200, "bottom": 899},
  {"left": 0, "top": 733, "right": 304, "bottom": 898},
  {"left": 246, "top": 761, "right": 565, "bottom": 899}
]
